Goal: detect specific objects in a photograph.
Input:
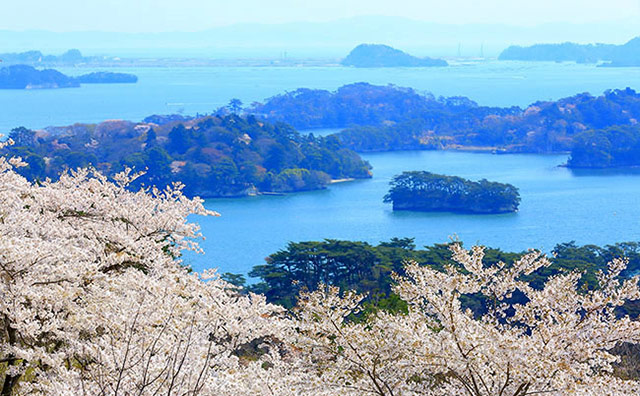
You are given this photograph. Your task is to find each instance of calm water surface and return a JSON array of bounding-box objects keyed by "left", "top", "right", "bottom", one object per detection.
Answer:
[
  {"left": 2, "top": 61, "right": 640, "bottom": 275},
  {"left": 2, "top": 61, "right": 639, "bottom": 132},
  {"left": 188, "top": 151, "right": 640, "bottom": 275}
]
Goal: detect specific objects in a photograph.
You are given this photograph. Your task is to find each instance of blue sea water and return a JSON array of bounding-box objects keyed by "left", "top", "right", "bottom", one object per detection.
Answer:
[
  {"left": 192, "top": 151, "right": 640, "bottom": 275},
  {"left": 1, "top": 60, "right": 640, "bottom": 276},
  {"left": 2, "top": 61, "right": 639, "bottom": 132}
]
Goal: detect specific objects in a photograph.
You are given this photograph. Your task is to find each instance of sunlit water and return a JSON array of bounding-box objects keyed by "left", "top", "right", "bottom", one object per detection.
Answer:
[{"left": 2, "top": 60, "right": 640, "bottom": 276}]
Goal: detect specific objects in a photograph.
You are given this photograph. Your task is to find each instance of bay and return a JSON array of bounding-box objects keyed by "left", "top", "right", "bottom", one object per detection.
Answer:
[
  {"left": 189, "top": 150, "right": 640, "bottom": 276},
  {"left": 1, "top": 60, "right": 640, "bottom": 276}
]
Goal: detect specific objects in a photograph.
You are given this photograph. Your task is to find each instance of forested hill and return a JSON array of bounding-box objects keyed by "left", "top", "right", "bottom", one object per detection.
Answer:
[
  {"left": 249, "top": 82, "right": 516, "bottom": 129},
  {"left": 250, "top": 83, "right": 640, "bottom": 155},
  {"left": 498, "top": 37, "right": 640, "bottom": 66},
  {"left": 3, "top": 115, "right": 371, "bottom": 197}
]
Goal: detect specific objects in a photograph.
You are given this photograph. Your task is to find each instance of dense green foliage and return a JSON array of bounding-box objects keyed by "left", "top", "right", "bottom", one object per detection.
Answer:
[
  {"left": 383, "top": 171, "right": 520, "bottom": 213},
  {"left": 248, "top": 238, "right": 449, "bottom": 308},
  {"left": 568, "top": 125, "right": 640, "bottom": 168},
  {"left": 342, "top": 44, "right": 448, "bottom": 67},
  {"left": 3, "top": 115, "right": 371, "bottom": 197},
  {"left": 499, "top": 37, "right": 640, "bottom": 66},
  {"left": 247, "top": 239, "right": 640, "bottom": 315},
  {"left": 251, "top": 83, "right": 640, "bottom": 155}
]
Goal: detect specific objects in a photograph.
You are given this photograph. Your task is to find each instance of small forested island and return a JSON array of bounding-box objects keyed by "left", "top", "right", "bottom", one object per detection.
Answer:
[
  {"left": 568, "top": 125, "right": 640, "bottom": 168},
  {"left": 342, "top": 44, "right": 448, "bottom": 67},
  {"left": 499, "top": 36, "right": 640, "bottom": 66},
  {"left": 0, "top": 64, "right": 139, "bottom": 89},
  {"left": 4, "top": 114, "right": 371, "bottom": 197},
  {"left": 75, "top": 71, "right": 138, "bottom": 84},
  {"left": 0, "top": 64, "right": 80, "bottom": 89},
  {"left": 383, "top": 171, "right": 520, "bottom": 214},
  {"left": 250, "top": 83, "right": 640, "bottom": 158}
]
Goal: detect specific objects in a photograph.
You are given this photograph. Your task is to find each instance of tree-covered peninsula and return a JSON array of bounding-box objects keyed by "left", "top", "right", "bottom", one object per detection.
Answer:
[
  {"left": 3, "top": 115, "right": 371, "bottom": 197},
  {"left": 568, "top": 125, "right": 640, "bottom": 168},
  {"left": 342, "top": 44, "right": 448, "bottom": 67},
  {"left": 383, "top": 171, "right": 520, "bottom": 214},
  {"left": 250, "top": 84, "right": 640, "bottom": 156}
]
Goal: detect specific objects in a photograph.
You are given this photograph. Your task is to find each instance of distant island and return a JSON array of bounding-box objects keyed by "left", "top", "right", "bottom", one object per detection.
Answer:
[
  {"left": 0, "top": 65, "right": 80, "bottom": 89},
  {"left": 499, "top": 37, "right": 640, "bottom": 66},
  {"left": 384, "top": 171, "right": 520, "bottom": 214},
  {"left": 75, "top": 71, "right": 138, "bottom": 84},
  {"left": 342, "top": 44, "right": 448, "bottom": 68},
  {"left": 3, "top": 114, "right": 371, "bottom": 197},
  {"left": 249, "top": 83, "right": 640, "bottom": 159},
  {"left": 0, "top": 65, "right": 138, "bottom": 89}
]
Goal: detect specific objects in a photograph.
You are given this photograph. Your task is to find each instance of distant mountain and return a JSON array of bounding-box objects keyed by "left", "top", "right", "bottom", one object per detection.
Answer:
[
  {"left": 0, "top": 49, "right": 95, "bottom": 66},
  {"left": 499, "top": 36, "right": 640, "bottom": 66},
  {"left": 0, "top": 65, "right": 138, "bottom": 89},
  {"left": 342, "top": 44, "right": 447, "bottom": 67},
  {"left": 0, "top": 65, "right": 79, "bottom": 89}
]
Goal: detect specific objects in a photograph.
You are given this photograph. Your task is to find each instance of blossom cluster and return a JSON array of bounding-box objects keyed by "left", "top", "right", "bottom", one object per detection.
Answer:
[
  {"left": 0, "top": 154, "right": 290, "bottom": 395},
  {"left": 294, "top": 244, "right": 640, "bottom": 395},
  {"left": 2, "top": 147, "right": 640, "bottom": 395}
]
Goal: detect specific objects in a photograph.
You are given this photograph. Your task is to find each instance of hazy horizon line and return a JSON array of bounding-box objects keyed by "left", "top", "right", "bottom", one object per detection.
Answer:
[{"left": 1, "top": 14, "right": 639, "bottom": 34}]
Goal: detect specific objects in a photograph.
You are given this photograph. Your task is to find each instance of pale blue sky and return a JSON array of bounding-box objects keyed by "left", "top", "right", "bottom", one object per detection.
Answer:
[{"left": 2, "top": 0, "right": 640, "bottom": 32}]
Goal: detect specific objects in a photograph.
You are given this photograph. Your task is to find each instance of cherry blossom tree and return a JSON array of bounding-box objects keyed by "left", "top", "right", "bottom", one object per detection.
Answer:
[
  {"left": 295, "top": 244, "right": 640, "bottom": 396},
  {"left": 0, "top": 145, "right": 292, "bottom": 396}
]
